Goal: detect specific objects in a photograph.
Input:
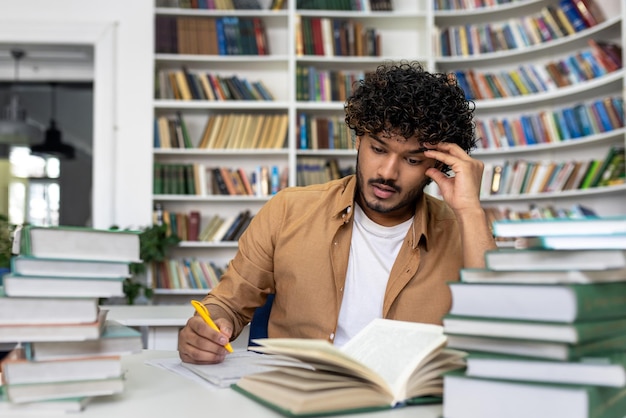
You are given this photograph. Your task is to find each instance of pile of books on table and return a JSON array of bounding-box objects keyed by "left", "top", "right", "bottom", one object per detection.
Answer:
[
  {"left": 442, "top": 216, "right": 626, "bottom": 418},
  {"left": 0, "top": 226, "right": 144, "bottom": 414}
]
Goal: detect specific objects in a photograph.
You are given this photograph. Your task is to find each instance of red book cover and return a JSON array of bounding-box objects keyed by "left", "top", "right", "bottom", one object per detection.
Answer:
[
  {"left": 187, "top": 211, "right": 201, "bottom": 242},
  {"left": 311, "top": 18, "right": 324, "bottom": 56}
]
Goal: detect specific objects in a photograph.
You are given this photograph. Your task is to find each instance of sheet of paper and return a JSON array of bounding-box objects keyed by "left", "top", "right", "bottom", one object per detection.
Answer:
[
  {"left": 144, "top": 356, "right": 223, "bottom": 391},
  {"left": 145, "top": 351, "right": 296, "bottom": 390}
]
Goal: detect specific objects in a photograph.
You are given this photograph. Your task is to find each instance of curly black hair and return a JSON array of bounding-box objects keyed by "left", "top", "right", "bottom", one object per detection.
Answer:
[{"left": 344, "top": 61, "right": 477, "bottom": 155}]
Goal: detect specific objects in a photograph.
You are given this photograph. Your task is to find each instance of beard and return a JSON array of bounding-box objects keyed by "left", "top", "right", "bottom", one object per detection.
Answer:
[{"left": 355, "top": 152, "right": 428, "bottom": 215}]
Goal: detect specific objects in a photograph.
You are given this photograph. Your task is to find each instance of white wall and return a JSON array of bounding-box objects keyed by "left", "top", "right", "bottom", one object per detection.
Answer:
[{"left": 0, "top": 0, "right": 154, "bottom": 230}]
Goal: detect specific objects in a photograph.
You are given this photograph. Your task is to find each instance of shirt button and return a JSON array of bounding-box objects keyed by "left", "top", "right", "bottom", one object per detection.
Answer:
[{"left": 329, "top": 333, "right": 335, "bottom": 340}]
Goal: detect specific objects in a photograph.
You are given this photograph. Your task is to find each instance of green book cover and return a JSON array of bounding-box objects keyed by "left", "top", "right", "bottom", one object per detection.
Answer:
[
  {"left": 448, "top": 281, "right": 626, "bottom": 322},
  {"left": 16, "top": 225, "right": 141, "bottom": 263},
  {"left": 443, "top": 314, "right": 626, "bottom": 343},
  {"left": 463, "top": 351, "right": 626, "bottom": 387},
  {"left": 446, "top": 333, "right": 626, "bottom": 361},
  {"left": 443, "top": 370, "right": 626, "bottom": 418},
  {"left": 231, "top": 383, "right": 394, "bottom": 418}
]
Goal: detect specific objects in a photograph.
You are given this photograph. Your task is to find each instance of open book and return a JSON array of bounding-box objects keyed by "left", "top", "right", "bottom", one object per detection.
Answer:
[{"left": 232, "top": 318, "right": 466, "bottom": 417}]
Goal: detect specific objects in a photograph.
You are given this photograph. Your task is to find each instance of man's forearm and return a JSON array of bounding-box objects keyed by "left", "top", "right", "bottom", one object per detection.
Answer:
[{"left": 455, "top": 208, "right": 498, "bottom": 268}]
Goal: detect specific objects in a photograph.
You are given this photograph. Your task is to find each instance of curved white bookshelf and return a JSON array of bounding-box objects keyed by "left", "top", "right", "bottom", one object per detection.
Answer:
[
  {"left": 473, "top": 128, "right": 626, "bottom": 156},
  {"left": 435, "top": 16, "right": 621, "bottom": 64},
  {"left": 435, "top": 0, "right": 626, "bottom": 215},
  {"left": 433, "top": 0, "right": 543, "bottom": 17},
  {"left": 481, "top": 183, "right": 626, "bottom": 203},
  {"left": 473, "top": 70, "right": 624, "bottom": 111}
]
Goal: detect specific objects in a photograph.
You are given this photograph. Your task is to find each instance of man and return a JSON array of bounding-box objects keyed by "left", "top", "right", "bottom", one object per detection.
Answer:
[{"left": 179, "top": 61, "right": 497, "bottom": 364}]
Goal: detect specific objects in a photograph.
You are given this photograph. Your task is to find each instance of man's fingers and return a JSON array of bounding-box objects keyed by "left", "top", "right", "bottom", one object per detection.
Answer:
[{"left": 178, "top": 317, "right": 230, "bottom": 364}]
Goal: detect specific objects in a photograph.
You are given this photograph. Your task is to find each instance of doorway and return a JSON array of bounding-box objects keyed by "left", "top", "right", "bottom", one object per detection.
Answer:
[{"left": 0, "top": 78, "right": 94, "bottom": 227}]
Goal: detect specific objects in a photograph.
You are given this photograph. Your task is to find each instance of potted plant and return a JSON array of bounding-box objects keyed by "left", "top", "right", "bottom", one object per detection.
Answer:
[
  {"left": 123, "top": 223, "right": 181, "bottom": 305},
  {"left": 0, "top": 215, "right": 17, "bottom": 276}
]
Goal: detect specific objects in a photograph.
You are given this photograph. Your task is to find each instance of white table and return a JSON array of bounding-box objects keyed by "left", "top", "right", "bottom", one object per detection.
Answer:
[
  {"left": 102, "top": 305, "right": 250, "bottom": 350},
  {"left": 24, "top": 350, "right": 443, "bottom": 418}
]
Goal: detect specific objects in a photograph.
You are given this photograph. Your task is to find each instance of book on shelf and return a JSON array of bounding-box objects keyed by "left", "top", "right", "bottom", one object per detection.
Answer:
[
  {"left": 448, "top": 281, "right": 626, "bottom": 322},
  {"left": 442, "top": 370, "right": 626, "bottom": 418},
  {"left": 13, "top": 225, "right": 141, "bottom": 263},
  {"left": 10, "top": 256, "right": 131, "bottom": 278},
  {"left": 233, "top": 319, "right": 466, "bottom": 417},
  {"left": 484, "top": 248, "right": 626, "bottom": 271},
  {"left": 463, "top": 352, "right": 626, "bottom": 387},
  {"left": 0, "top": 289, "right": 99, "bottom": 325},
  {"left": 445, "top": 333, "right": 626, "bottom": 362},
  {"left": 459, "top": 267, "right": 626, "bottom": 284},
  {"left": 23, "top": 320, "right": 143, "bottom": 361},
  {"left": 443, "top": 315, "right": 626, "bottom": 344},
  {"left": 0, "top": 386, "right": 91, "bottom": 414},
  {"left": 1, "top": 348, "right": 122, "bottom": 386},
  {"left": 0, "top": 310, "right": 107, "bottom": 343},
  {"left": 2, "top": 274, "right": 124, "bottom": 299}
]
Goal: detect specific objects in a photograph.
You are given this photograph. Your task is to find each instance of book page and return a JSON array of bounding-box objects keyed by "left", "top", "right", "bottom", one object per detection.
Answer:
[{"left": 342, "top": 319, "right": 446, "bottom": 399}]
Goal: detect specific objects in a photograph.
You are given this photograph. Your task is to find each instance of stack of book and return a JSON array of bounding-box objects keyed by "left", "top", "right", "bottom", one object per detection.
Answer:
[
  {"left": 442, "top": 216, "right": 626, "bottom": 418},
  {"left": 0, "top": 226, "right": 144, "bottom": 413}
]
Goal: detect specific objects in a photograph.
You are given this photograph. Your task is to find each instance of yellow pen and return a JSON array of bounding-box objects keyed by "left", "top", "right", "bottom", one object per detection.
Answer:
[{"left": 190, "top": 300, "right": 234, "bottom": 353}]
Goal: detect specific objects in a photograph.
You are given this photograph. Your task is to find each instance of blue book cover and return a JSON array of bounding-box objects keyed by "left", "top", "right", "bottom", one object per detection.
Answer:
[
  {"left": 520, "top": 115, "right": 537, "bottom": 145},
  {"left": 500, "top": 119, "right": 516, "bottom": 147},
  {"left": 153, "top": 118, "right": 160, "bottom": 148},
  {"left": 453, "top": 71, "right": 473, "bottom": 100},
  {"left": 563, "top": 107, "right": 583, "bottom": 138},
  {"left": 559, "top": 0, "right": 588, "bottom": 32},
  {"left": 299, "top": 113, "right": 308, "bottom": 149},
  {"left": 592, "top": 100, "right": 614, "bottom": 131},
  {"left": 580, "top": 50, "right": 606, "bottom": 77},
  {"left": 565, "top": 55, "right": 586, "bottom": 82},
  {"left": 573, "top": 103, "right": 594, "bottom": 136},
  {"left": 555, "top": 109, "right": 572, "bottom": 139},
  {"left": 215, "top": 18, "right": 228, "bottom": 55}
]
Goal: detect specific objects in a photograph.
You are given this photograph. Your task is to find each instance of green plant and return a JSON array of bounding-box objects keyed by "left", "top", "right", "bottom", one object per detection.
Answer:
[
  {"left": 113, "top": 224, "right": 180, "bottom": 305},
  {"left": 0, "top": 215, "right": 17, "bottom": 270}
]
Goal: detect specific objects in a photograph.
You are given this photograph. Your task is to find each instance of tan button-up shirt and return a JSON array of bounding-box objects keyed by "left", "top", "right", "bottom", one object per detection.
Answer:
[{"left": 202, "top": 175, "right": 462, "bottom": 342}]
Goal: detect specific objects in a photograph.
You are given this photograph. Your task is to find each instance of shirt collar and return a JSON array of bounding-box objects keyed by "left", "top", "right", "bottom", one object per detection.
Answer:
[{"left": 334, "top": 175, "right": 430, "bottom": 250}]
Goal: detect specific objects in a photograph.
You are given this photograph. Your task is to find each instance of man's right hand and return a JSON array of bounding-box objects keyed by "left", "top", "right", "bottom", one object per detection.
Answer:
[{"left": 178, "top": 315, "right": 234, "bottom": 364}]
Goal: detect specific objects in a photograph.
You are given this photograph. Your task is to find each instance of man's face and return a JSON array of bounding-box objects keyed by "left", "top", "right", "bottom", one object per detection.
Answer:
[{"left": 355, "top": 133, "right": 438, "bottom": 226}]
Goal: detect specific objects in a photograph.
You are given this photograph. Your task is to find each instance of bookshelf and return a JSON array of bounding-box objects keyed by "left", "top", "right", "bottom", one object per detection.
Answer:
[
  {"left": 434, "top": 0, "right": 626, "bottom": 219},
  {"left": 151, "top": 0, "right": 625, "bottom": 303}
]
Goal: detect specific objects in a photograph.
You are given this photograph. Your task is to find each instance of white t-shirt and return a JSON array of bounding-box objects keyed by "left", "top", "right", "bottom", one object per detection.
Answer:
[{"left": 333, "top": 203, "right": 413, "bottom": 346}]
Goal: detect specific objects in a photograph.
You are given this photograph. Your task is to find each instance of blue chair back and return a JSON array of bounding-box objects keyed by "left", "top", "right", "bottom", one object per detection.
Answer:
[{"left": 248, "top": 294, "right": 274, "bottom": 346}]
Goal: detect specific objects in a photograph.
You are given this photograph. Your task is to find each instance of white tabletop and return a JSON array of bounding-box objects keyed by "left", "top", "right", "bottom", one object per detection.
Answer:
[
  {"left": 11, "top": 350, "right": 442, "bottom": 418},
  {"left": 103, "top": 304, "right": 194, "bottom": 327}
]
